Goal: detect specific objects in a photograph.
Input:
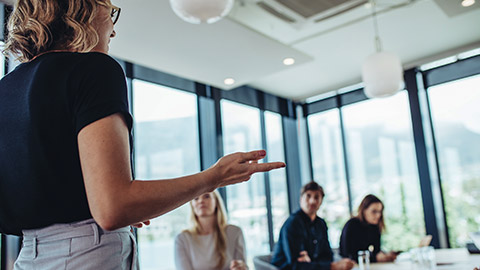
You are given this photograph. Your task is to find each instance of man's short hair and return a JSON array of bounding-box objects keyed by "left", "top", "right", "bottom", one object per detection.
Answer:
[{"left": 300, "top": 181, "right": 325, "bottom": 197}]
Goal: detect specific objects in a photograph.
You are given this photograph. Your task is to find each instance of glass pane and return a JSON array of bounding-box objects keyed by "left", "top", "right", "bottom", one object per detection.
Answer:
[
  {"left": 307, "top": 108, "right": 350, "bottom": 248},
  {"left": 264, "top": 111, "right": 289, "bottom": 243},
  {"left": 0, "top": 42, "right": 4, "bottom": 268},
  {"left": 221, "top": 100, "right": 268, "bottom": 265},
  {"left": 133, "top": 80, "right": 200, "bottom": 270},
  {"left": 427, "top": 74, "right": 480, "bottom": 247},
  {"left": 342, "top": 92, "right": 426, "bottom": 251}
]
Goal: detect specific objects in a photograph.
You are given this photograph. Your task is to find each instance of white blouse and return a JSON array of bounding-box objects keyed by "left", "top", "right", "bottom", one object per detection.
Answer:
[{"left": 174, "top": 224, "right": 247, "bottom": 270}]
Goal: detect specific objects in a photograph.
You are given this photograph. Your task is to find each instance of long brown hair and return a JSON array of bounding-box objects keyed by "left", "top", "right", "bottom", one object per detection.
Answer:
[
  {"left": 356, "top": 194, "right": 386, "bottom": 233},
  {"left": 4, "top": 0, "right": 112, "bottom": 62},
  {"left": 187, "top": 190, "right": 228, "bottom": 270}
]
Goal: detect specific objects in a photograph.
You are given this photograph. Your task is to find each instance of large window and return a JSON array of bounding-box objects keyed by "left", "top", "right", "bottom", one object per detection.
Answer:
[
  {"left": 264, "top": 111, "right": 289, "bottom": 242},
  {"left": 221, "top": 100, "right": 269, "bottom": 264},
  {"left": 427, "top": 74, "right": 480, "bottom": 247},
  {"left": 307, "top": 109, "right": 350, "bottom": 248},
  {"left": 133, "top": 80, "right": 200, "bottom": 270},
  {"left": 341, "top": 92, "right": 426, "bottom": 251},
  {"left": 1, "top": 44, "right": 4, "bottom": 270}
]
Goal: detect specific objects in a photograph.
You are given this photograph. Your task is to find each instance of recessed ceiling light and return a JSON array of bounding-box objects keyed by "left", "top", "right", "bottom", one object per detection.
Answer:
[
  {"left": 283, "top": 57, "right": 295, "bottom": 66},
  {"left": 462, "top": 0, "right": 475, "bottom": 7},
  {"left": 224, "top": 78, "right": 235, "bottom": 85},
  {"left": 364, "top": 2, "right": 372, "bottom": 9}
]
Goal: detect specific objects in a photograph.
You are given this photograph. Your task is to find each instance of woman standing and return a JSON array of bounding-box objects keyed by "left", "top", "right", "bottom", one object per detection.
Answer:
[
  {"left": 175, "top": 191, "right": 247, "bottom": 270},
  {"left": 0, "top": 0, "right": 284, "bottom": 269},
  {"left": 339, "top": 195, "right": 397, "bottom": 263}
]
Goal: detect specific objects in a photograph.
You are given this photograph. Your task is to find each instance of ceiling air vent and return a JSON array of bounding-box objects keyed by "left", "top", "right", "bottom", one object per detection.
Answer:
[
  {"left": 254, "top": 0, "right": 367, "bottom": 27},
  {"left": 257, "top": 1, "right": 297, "bottom": 23},
  {"left": 277, "top": 0, "right": 356, "bottom": 18}
]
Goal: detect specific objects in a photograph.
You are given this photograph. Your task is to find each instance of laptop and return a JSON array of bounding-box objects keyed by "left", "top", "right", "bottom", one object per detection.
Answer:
[
  {"left": 468, "top": 232, "right": 480, "bottom": 254},
  {"left": 419, "top": 235, "right": 433, "bottom": 247}
]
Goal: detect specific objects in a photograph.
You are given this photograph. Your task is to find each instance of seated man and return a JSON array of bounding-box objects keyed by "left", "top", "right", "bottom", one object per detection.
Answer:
[{"left": 271, "top": 181, "right": 354, "bottom": 270}]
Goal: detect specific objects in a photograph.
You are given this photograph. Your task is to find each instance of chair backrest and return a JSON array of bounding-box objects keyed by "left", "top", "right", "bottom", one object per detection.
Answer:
[{"left": 253, "top": 254, "right": 279, "bottom": 270}]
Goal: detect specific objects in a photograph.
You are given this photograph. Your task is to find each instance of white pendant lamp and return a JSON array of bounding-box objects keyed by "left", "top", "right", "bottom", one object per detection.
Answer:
[
  {"left": 361, "top": 1, "right": 404, "bottom": 98},
  {"left": 169, "top": 0, "right": 234, "bottom": 24}
]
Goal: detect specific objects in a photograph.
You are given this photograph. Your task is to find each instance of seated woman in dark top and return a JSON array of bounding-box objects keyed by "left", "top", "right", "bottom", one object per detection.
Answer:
[{"left": 339, "top": 194, "right": 397, "bottom": 263}]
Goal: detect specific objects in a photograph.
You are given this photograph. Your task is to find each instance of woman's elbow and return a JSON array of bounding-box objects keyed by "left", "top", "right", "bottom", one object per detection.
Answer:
[
  {"left": 95, "top": 217, "right": 123, "bottom": 231},
  {"left": 90, "top": 202, "right": 128, "bottom": 231}
]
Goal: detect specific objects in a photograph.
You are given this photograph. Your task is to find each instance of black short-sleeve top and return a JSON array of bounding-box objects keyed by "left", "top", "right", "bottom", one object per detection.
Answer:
[
  {"left": 339, "top": 217, "right": 381, "bottom": 262},
  {"left": 0, "top": 52, "right": 133, "bottom": 236}
]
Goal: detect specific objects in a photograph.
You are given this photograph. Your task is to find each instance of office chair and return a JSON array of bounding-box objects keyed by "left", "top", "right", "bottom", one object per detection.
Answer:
[{"left": 253, "top": 254, "right": 279, "bottom": 270}]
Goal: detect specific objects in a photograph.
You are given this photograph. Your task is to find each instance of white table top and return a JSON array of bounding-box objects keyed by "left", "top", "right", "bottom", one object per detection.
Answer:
[{"left": 354, "top": 248, "right": 480, "bottom": 270}]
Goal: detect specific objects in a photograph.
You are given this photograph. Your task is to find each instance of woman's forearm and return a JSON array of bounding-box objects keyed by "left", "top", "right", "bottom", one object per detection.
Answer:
[
  {"left": 93, "top": 172, "right": 213, "bottom": 230},
  {"left": 79, "top": 113, "right": 285, "bottom": 230}
]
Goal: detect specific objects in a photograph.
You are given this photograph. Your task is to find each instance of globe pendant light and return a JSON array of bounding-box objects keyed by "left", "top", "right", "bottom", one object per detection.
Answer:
[
  {"left": 170, "top": 0, "right": 235, "bottom": 24},
  {"left": 361, "top": 0, "right": 404, "bottom": 98}
]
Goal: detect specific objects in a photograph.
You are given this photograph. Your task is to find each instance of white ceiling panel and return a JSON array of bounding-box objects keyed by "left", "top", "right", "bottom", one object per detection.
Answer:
[
  {"left": 109, "top": 0, "right": 312, "bottom": 90},
  {"left": 108, "top": 0, "right": 480, "bottom": 101}
]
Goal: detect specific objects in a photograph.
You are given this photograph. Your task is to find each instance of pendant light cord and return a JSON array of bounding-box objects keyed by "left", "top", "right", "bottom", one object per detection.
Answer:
[{"left": 371, "top": 0, "right": 382, "bottom": 52}]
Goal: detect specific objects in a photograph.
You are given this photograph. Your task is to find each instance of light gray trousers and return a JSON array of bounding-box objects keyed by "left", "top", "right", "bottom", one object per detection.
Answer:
[{"left": 14, "top": 219, "right": 138, "bottom": 270}]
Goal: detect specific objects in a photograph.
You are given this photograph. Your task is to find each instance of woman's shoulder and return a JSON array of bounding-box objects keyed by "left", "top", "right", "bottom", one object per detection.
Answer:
[
  {"left": 344, "top": 217, "right": 362, "bottom": 228},
  {"left": 74, "top": 52, "right": 123, "bottom": 70},
  {"left": 31, "top": 51, "right": 123, "bottom": 76},
  {"left": 225, "top": 224, "right": 244, "bottom": 236},
  {"left": 33, "top": 51, "right": 112, "bottom": 62},
  {"left": 78, "top": 52, "right": 117, "bottom": 62},
  {"left": 175, "top": 230, "right": 194, "bottom": 242},
  {"left": 48, "top": 52, "right": 121, "bottom": 70}
]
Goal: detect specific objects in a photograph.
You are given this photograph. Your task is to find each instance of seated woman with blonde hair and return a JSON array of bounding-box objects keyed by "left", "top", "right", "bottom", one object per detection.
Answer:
[{"left": 175, "top": 190, "right": 247, "bottom": 270}]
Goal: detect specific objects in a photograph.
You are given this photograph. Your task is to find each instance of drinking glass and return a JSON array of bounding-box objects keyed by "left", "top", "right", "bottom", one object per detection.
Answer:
[{"left": 357, "top": 250, "right": 370, "bottom": 270}]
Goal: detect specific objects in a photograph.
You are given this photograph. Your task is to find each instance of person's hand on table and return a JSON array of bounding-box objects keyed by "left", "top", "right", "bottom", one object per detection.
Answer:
[
  {"left": 297, "top": 251, "right": 311, "bottom": 262},
  {"left": 330, "top": 258, "right": 355, "bottom": 270},
  {"left": 376, "top": 251, "right": 396, "bottom": 262},
  {"left": 230, "top": 259, "right": 247, "bottom": 270},
  {"left": 386, "top": 251, "right": 398, "bottom": 261}
]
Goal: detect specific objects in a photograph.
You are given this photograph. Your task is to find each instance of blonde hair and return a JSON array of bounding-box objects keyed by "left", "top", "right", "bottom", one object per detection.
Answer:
[
  {"left": 187, "top": 190, "right": 228, "bottom": 270},
  {"left": 4, "top": 0, "right": 112, "bottom": 62}
]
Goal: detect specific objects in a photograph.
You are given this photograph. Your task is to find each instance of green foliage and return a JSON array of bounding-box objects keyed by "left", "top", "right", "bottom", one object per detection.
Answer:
[{"left": 443, "top": 177, "right": 480, "bottom": 247}]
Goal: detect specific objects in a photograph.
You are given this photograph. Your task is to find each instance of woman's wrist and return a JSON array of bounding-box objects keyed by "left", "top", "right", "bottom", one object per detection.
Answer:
[{"left": 198, "top": 167, "right": 218, "bottom": 193}]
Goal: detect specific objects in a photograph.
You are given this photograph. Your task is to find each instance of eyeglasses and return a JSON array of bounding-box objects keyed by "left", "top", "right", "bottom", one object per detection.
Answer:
[{"left": 110, "top": 5, "right": 121, "bottom": 25}]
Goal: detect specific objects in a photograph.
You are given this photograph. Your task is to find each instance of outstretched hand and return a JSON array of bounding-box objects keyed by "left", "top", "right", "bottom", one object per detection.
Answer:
[
  {"left": 207, "top": 150, "right": 285, "bottom": 189},
  {"left": 230, "top": 260, "right": 247, "bottom": 270}
]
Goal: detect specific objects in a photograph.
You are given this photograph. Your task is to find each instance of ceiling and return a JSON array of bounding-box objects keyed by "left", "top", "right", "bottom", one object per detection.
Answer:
[{"left": 109, "top": 0, "right": 480, "bottom": 102}]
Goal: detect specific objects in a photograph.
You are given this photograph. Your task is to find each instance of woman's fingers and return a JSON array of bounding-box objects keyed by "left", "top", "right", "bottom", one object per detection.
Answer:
[
  {"left": 212, "top": 150, "right": 286, "bottom": 188},
  {"left": 131, "top": 220, "right": 151, "bottom": 228},
  {"left": 239, "top": 150, "right": 266, "bottom": 163},
  {"left": 225, "top": 161, "right": 285, "bottom": 185},
  {"left": 251, "top": 161, "right": 286, "bottom": 173}
]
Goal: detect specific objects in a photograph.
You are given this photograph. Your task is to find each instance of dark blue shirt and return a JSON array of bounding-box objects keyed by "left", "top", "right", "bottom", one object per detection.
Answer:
[{"left": 271, "top": 210, "right": 333, "bottom": 270}]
